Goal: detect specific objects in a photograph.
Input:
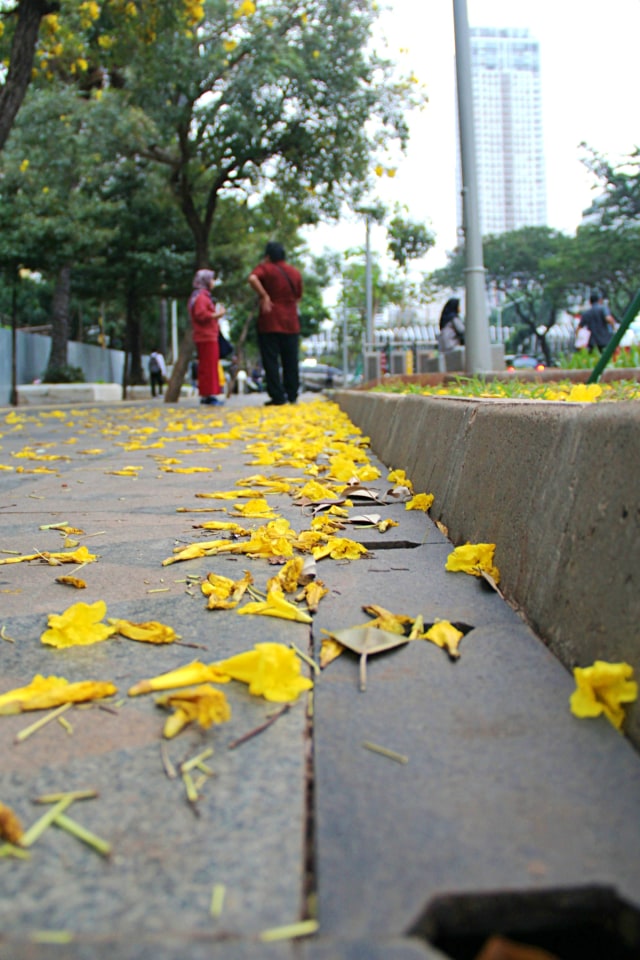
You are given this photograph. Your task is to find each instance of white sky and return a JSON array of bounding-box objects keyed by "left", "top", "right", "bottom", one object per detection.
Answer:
[{"left": 303, "top": 0, "right": 640, "bottom": 279}]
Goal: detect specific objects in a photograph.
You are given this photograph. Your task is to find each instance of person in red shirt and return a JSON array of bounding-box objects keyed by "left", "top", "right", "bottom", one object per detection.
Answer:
[
  {"left": 188, "top": 269, "right": 226, "bottom": 406},
  {"left": 248, "top": 242, "right": 303, "bottom": 405}
]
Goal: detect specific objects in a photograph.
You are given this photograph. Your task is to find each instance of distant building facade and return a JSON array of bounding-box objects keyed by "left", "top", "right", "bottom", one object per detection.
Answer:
[{"left": 457, "top": 27, "right": 547, "bottom": 237}]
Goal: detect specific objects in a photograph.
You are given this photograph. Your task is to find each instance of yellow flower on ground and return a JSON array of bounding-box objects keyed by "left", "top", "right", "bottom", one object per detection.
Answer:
[
  {"left": 297, "top": 579, "right": 328, "bottom": 614},
  {"left": 108, "top": 619, "right": 181, "bottom": 644},
  {"left": 214, "top": 643, "right": 313, "bottom": 702},
  {"left": 128, "top": 661, "right": 230, "bottom": 697},
  {"left": 0, "top": 803, "right": 23, "bottom": 844},
  {"left": 313, "top": 537, "right": 369, "bottom": 561},
  {"left": 570, "top": 660, "right": 638, "bottom": 731},
  {"left": 269, "top": 556, "right": 305, "bottom": 593},
  {"left": 232, "top": 497, "right": 278, "bottom": 519},
  {"left": 422, "top": 621, "right": 465, "bottom": 660},
  {"left": 388, "top": 469, "right": 413, "bottom": 491},
  {"left": 237, "top": 584, "right": 312, "bottom": 624},
  {"left": 202, "top": 570, "right": 253, "bottom": 609},
  {"left": 0, "top": 675, "right": 117, "bottom": 714},
  {"left": 445, "top": 542, "right": 500, "bottom": 583},
  {"left": 162, "top": 538, "right": 230, "bottom": 565},
  {"left": 156, "top": 685, "right": 231, "bottom": 738},
  {"left": 296, "top": 479, "right": 338, "bottom": 501},
  {"left": 362, "top": 603, "right": 412, "bottom": 635},
  {"left": 41, "top": 600, "right": 117, "bottom": 648},
  {"left": 406, "top": 493, "right": 434, "bottom": 512},
  {"left": 0, "top": 545, "right": 97, "bottom": 566}
]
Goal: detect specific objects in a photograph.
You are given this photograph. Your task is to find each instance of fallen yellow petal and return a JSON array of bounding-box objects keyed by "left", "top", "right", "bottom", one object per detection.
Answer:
[
  {"left": 128, "top": 661, "right": 230, "bottom": 697},
  {"left": 108, "top": 619, "right": 181, "bottom": 644},
  {"left": 445, "top": 542, "right": 500, "bottom": 583},
  {"left": 0, "top": 678, "right": 117, "bottom": 715},
  {"left": 214, "top": 643, "right": 313, "bottom": 703},
  {"left": 237, "top": 584, "right": 312, "bottom": 624},
  {"left": 156, "top": 685, "right": 231, "bottom": 738},
  {"left": 570, "top": 660, "right": 638, "bottom": 731},
  {"left": 422, "top": 620, "right": 465, "bottom": 660},
  {"left": 406, "top": 492, "right": 434, "bottom": 512},
  {"left": 41, "top": 600, "right": 117, "bottom": 648}
]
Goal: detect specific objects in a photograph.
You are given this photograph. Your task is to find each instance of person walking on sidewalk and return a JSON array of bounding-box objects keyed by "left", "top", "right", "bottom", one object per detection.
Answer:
[
  {"left": 148, "top": 348, "right": 167, "bottom": 397},
  {"left": 248, "top": 241, "right": 303, "bottom": 406},
  {"left": 577, "top": 291, "right": 616, "bottom": 352},
  {"left": 188, "top": 269, "right": 226, "bottom": 406}
]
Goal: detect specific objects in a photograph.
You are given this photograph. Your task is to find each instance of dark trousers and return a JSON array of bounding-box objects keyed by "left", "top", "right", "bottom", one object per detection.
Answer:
[
  {"left": 150, "top": 372, "right": 163, "bottom": 396},
  {"left": 258, "top": 332, "right": 299, "bottom": 403}
]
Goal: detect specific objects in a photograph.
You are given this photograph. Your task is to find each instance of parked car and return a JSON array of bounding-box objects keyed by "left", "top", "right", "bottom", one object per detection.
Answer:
[
  {"left": 505, "top": 355, "right": 546, "bottom": 372},
  {"left": 300, "top": 363, "right": 345, "bottom": 392}
]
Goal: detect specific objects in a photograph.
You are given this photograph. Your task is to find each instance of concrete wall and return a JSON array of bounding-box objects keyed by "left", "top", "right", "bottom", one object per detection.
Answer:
[
  {"left": 0, "top": 327, "right": 126, "bottom": 405},
  {"left": 334, "top": 389, "right": 640, "bottom": 746}
]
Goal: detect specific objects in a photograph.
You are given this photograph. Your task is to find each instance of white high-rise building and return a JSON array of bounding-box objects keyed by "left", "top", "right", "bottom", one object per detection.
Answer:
[{"left": 457, "top": 27, "right": 547, "bottom": 237}]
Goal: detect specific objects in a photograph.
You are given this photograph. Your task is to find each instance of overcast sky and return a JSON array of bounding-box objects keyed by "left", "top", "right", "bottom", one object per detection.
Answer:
[{"left": 303, "top": 0, "right": 640, "bottom": 275}]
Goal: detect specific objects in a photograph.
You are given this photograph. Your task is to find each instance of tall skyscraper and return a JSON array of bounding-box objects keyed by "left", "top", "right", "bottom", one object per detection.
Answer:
[{"left": 457, "top": 27, "right": 547, "bottom": 237}]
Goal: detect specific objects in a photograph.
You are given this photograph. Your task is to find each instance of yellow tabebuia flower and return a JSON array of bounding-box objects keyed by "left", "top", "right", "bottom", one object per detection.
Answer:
[
  {"left": 232, "top": 497, "right": 278, "bottom": 519},
  {"left": 41, "top": 601, "right": 117, "bottom": 648},
  {"left": 156, "top": 684, "right": 231, "bottom": 738},
  {"left": 202, "top": 570, "right": 253, "bottom": 609},
  {"left": 128, "top": 661, "right": 230, "bottom": 697},
  {"left": 406, "top": 492, "right": 434, "bottom": 512},
  {"left": 567, "top": 383, "right": 603, "bottom": 403},
  {"left": 237, "top": 584, "right": 312, "bottom": 624},
  {"left": 269, "top": 556, "right": 305, "bottom": 593},
  {"left": 388, "top": 469, "right": 413, "bottom": 491},
  {"left": 0, "top": 545, "right": 96, "bottom": 566},
  {"left": 108, "top": 619, "right": 181, "bottom": 644},
  {"left": 162, "top": 538, "right": 230, "bottom": 565},
  {"left": 214, "top": 643, "right": 313, "bottom": 702},
  {"left": 297, "top": 579, "right": 328, "bottom": 613},
  {"left": 313, "top": 537, "right": 369, "bottom": 561},
  {"left": 445, "top": 542, "right": 500, "bottom": 583},
  {"left": 422, "top": 620, "right": 465, "bottom": 660},
  {"left": 296, "top": 480, "right": 338, "bottom": 501},
  {"left": 570, "top": 660, "right": 638, "bottom": 731},
  {"left": 0, "top": 674, "right": 117, "bottom": 714}
]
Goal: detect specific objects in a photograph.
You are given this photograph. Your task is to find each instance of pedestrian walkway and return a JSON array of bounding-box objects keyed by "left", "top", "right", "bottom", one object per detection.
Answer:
[{"left": 0, "top": 393, "right": 639, "bottom": 960}]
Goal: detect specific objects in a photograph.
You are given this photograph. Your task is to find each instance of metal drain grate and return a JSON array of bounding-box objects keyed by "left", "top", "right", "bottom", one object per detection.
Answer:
[{"left": 407, "top": 886, "right": 640, "bottom": 960}]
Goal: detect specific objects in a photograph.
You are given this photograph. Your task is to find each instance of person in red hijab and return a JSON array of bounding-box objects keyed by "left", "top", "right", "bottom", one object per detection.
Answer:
[{"left": 188, "top": 269, "right": 226, "bottom": 406}]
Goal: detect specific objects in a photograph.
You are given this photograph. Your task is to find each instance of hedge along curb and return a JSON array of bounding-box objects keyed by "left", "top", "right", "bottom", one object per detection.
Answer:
[{"left": 333, "top": 389, "right": 640, "bottom": 748}]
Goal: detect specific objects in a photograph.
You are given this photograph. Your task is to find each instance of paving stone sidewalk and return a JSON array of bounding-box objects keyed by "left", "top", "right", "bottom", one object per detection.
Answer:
[{"left": 1, "top": 393, "right": 639, "bottom": 960}]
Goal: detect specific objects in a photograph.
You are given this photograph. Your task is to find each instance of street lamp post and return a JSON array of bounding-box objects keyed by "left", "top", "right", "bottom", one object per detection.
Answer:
[
  {"left": 452, "top": 0, "right": 493, "bottom": 373},
  {"left": 365, "top": 214, "right": 373, "bottom": 347}
]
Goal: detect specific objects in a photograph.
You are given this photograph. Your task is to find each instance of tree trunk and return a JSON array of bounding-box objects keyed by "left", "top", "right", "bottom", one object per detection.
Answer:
[
  {"left": 0, "top": 0, "right": 58, "bottom": 153},
  {"left": 164, "top": 326, "right": 193, "bottom": 403},
  {"left": 125, "top": 285, "right": 145, "bottom": 383},
  {"left": 46, "top": 264, "right": 71, "bottom": 373}
]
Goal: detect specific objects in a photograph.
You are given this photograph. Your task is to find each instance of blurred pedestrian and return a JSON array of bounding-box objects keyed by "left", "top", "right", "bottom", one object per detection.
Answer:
[
  {"left": 188, "top": 269, "right": 226, "bottom": 406},
  {"left": 438, "top": 297, "right": 465, "bottom": 353},
  {"left": 577, "top": 291, "right": 615, "bottom": 352},
  {"left": 148, "top": 348, "right": 167, "bottom": 397},
  {"left": 248, "top": 241, "right": 303, "bottom": 406}
]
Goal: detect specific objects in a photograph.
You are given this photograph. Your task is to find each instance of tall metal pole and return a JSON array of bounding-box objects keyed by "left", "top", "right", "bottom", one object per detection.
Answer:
[
  {"left": 10, "top": 271, "right": 18, "bottom": 407},
  {"left": 365, "top": 215, "right": 373, "bottom": 348},
  {"left": 453, "top": 0, "right": 492, "bottom": 373}
]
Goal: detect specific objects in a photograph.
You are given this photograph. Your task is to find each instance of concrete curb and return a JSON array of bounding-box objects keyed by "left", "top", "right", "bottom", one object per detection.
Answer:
[{"left": 333, "top": 389, "right": 640, "bottom": 748}]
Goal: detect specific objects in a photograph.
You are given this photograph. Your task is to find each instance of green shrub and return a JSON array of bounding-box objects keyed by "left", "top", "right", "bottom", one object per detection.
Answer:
[{"left": 42, "top": 364, "right": 85, "bottom": 383}]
